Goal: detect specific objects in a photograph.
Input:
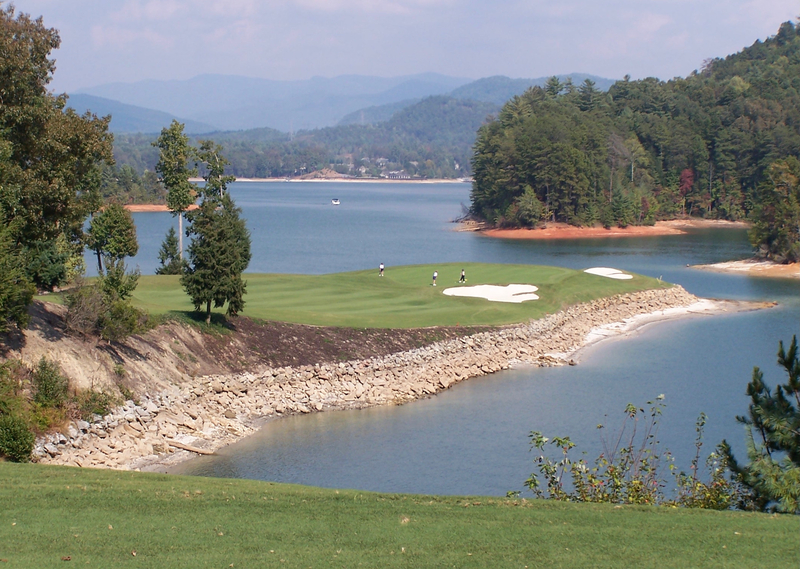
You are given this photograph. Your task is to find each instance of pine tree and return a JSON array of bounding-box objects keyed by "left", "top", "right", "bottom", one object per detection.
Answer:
[
  {"left": 155, "top": 227, "right": 183, "bottom": 275},
  {"left": 181, "top": 194, "right": 251, "bottom": 324},
  {"left": 721, "top": 336, "right": 800, "bottom": 513}
]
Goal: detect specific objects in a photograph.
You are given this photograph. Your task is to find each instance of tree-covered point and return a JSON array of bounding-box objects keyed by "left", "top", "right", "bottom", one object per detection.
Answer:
[{"left": 470, "top": 21, "right": 800, "bottom": 246}]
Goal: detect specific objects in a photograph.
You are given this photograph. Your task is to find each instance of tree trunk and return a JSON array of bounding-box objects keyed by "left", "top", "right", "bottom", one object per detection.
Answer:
[
  {"left": 95, "top": 249, "right": 103, "bottom": 275},
  {"left": 206, "top": 300, "right": 211, "bottom": 326},
  {"left": 178, "top": 212, "right": 183, "bottom": 260}
]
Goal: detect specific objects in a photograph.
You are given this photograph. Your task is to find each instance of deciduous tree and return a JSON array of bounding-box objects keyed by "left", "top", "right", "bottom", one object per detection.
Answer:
[
  {"left": 0, "top": 6, "right": 113, "bottom": 291},
  {"left": 153, "top": 121, "right": 196, "bottom": 258},
  {"left": 85, "top": 203, "right": 138, "bottom": 274}
]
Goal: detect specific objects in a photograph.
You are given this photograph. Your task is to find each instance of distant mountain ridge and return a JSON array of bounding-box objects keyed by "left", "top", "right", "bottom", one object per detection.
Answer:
[
  {"left": 65, "top": 94, "right": 216, "bottom": 134},
  {"left": 76, "top": 73, "right": 473, "bottom": 132},
  {"left": 76, "top": 72, "right": 617, "bottom": 133}
]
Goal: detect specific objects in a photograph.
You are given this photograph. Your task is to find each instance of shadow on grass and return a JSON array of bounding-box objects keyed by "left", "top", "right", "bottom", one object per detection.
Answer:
[{"left": 160, "top": 310, "right": 236, "bottom": 335}]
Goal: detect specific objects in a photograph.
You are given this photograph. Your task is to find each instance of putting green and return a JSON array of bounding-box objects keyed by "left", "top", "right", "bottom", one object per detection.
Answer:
[{"left": 130, "top": 263, "right": 669, "bottom": 328}]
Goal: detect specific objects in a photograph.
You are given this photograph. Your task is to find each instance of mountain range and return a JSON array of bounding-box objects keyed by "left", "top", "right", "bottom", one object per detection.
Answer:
[{"left": 70, "top": 73, "right": 615, "bottom": 134}]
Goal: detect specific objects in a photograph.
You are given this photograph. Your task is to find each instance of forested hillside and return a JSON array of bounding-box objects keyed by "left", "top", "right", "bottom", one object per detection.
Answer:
[
  {"left": 470, "top": 21, "right": 800, "bottom": 260},
  {"left": 112, "top": 96, "right": 499, "bottom": 181}
]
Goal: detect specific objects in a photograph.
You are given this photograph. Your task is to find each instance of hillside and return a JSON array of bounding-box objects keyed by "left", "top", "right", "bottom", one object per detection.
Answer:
[
  {"left": 470, "top": 20, "right": 800, "bottom": 236},
  {"left": 112, "top": 96, "right": 499, "bottom": 179},
  {"left": 77, "top": 73, "right": 473, "bottom": 132},
  {"left": 65, "top": 94, "right": 216, "bottom": 134}
]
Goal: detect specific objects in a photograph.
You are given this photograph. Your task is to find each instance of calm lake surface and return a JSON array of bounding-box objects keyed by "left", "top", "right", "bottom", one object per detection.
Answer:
[{"left": 128, "top": 182, "right": 798, "bottom": 497}]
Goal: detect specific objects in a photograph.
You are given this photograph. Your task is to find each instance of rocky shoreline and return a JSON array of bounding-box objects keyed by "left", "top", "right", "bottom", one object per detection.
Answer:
[{"left": 35, "top": 286, "right": 739, "bottom": 472}]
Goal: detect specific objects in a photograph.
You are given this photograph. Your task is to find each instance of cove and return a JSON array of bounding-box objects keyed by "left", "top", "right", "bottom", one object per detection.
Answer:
[{"left": 127, "top": 181, "right": 798, "bottom": 496}]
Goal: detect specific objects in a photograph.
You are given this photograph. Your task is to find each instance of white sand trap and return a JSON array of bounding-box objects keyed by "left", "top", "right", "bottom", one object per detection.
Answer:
[
  {"left": 584, "top": 267, "right": 633, "bottom": 280},
  {"left": 442, "top": 284, "right": 539, "bottom": 303}
]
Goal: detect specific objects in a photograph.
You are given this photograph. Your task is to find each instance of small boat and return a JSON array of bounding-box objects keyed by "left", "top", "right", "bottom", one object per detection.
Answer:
[{"left": 331, "top": 199, "right": 340, "bottom": 205}]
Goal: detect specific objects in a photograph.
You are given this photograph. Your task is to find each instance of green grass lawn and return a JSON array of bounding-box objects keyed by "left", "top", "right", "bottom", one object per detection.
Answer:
[
  {"left": 127, "top": 263, "right": 668, "bottom": 328},
  {"left": 0, "top": 463, "right": 796, "bottom": 568}
]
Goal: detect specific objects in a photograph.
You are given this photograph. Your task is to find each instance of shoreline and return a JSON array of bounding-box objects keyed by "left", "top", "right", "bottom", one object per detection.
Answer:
[
  {"left": 470, "top": 219, "right": 749, "bottom": 240},
  {"left": 692, "top": 258, "right": 800, "bottom": 279},
  {"left": 196, "top": 176, "right": 469, "bottom": 184},
  {"left": 123, "top": 204, "right": 199, "bottom": 213},
  {"left": 34, "top": 287, "right": 765, "bottom": 473}
]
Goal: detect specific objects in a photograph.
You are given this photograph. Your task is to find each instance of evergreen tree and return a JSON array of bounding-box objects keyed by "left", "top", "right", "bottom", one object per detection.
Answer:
[
  {"left": 181, "top": 193, "right": 251, "bottom": 325},
  {"left": 155, "top": 227, "right": 183, "bottom": 275},
  {"left": 721, "top": 336, "right": 800, "bottom": 513},
  {"left": 748, "top": 158, "right": 800, "bottom": 263}
]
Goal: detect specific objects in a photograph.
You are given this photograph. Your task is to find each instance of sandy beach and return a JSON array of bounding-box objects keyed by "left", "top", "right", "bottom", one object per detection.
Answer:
[{"left": 693, "top": 258, "right": 800, "bottom": 279}]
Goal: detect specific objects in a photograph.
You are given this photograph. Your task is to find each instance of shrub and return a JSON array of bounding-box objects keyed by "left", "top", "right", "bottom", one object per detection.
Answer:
[
  {"left": 32, "top": 357, "right": 68, "bottom": 408},
  {"left": 64, "top": 282, "right": 104, "bottom": 337},
  {"left": 65, "top": 282, "right": 149, "bottom": 342},
  {"left": 520, "top": 397, "right": 742, "bottom": 509},
  {"left": 74, "top": 389, "right": 117, "bottom": 420},
  {"left": 97, "top": 300, "right": 148, "bottom": 342},
  {"left": 0, "top": 413, "right": 34, "bottom": 462}
]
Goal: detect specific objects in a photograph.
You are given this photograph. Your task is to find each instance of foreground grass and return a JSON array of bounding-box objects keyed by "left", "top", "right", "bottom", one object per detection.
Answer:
[
  {"left": 128, "top": 263, "right": 667, "bottom": 328},
  {"left": 0, "top": 463, "right": 795, "bottom": 568}
]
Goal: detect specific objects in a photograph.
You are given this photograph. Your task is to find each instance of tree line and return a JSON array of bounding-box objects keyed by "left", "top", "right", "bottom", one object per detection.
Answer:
[
  {"left": 0, "top": 6, "right": 250, "bottom": 336},
  {"left": 470, "top": 21, "right": 800, "bottom": 262}
]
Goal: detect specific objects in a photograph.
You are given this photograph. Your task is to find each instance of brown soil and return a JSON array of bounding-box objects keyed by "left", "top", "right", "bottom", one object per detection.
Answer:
[
  {"left": 475, "top": 219, "right": 749, "bottom": 240},
  {"left": 1, "top": 301, "right": 489, "bottom": 395},
  {"left": 123, "top": 204, "right": 199, "bottom": 213},
  {"left": 693, "top": 259, "right": 800, "bottom": 279},
  {"left": 195, "top": 317, "right": 490, "bottom": 372}
]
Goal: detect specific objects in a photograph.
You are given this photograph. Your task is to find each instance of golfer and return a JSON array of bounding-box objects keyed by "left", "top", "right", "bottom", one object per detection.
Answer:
[
  {"left": 432, "top": 270, "right": 438, "bottom": 286},
  {"left": 459, "top": 269, "right": 466, "bottom": 283},
  {"left": 379, "top": 262, "right": 384, "bottom": 277}
]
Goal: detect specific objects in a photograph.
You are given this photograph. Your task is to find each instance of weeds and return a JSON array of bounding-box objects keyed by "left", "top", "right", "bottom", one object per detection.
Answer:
[{"left": 520, "top": 397, "right": 743, "bottom": 509}]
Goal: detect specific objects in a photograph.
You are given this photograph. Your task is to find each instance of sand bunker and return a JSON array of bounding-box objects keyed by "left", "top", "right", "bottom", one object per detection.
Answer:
[
  {"left": 443, "top": 284, "right": 539, "bottom": 303},
  {"left": 584, "top": 267, "right": 633, "bottom": 280}
]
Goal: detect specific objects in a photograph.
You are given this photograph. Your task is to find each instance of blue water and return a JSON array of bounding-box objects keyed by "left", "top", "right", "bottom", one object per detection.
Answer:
[{"left": 140, "top": 182, "right": 799, "bottom": 497}]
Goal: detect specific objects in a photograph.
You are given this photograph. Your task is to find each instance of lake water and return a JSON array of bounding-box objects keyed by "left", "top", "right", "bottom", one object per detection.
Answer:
[{"left": 130, "top": 182, "right": 799, "bottom": 497}]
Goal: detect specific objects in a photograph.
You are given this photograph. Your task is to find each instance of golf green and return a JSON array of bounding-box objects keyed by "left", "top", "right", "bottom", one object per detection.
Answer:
[{"left": 130, "top": 263, "right": 668, "bottom": 328}]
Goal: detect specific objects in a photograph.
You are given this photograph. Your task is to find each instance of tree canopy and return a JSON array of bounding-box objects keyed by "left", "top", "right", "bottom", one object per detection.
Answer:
[
  {"left": 181, "top": 193, "right": 251, "bottom": 324},
  {"left": 0, "top": 6, "right": 112, "bottom": 300},
  {"left": 469, "top": 20, "right": 800, "bottom": 252}
]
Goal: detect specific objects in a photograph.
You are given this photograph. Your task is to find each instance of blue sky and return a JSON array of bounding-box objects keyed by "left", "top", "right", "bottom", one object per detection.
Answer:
[{"left": 10, "top": 0, "right": 800, "bottom": 92}]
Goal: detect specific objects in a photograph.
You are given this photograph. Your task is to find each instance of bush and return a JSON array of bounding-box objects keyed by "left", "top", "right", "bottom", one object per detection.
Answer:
[
  {"left": 64, "top": 282, "right": 104, "bottom": 337},
  {"left": 0, "top": 413, "right": 34, "bottom": 462},
  {"left": 32, "top": 357, "right": 68, "bottom": 408},
  {"left": 98, "top": 299, "right": 149, "bottom": 342},
  {"left": 65, "top": 282, "right": 149, "bottom": 342},
  {"left": 74, "top": 389, "right": 117, "bottom": 420}
]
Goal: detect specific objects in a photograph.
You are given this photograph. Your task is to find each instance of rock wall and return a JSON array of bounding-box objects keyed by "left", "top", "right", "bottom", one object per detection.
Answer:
[{"left": 36, "top": 286, "right": 699, "bottom": 471}]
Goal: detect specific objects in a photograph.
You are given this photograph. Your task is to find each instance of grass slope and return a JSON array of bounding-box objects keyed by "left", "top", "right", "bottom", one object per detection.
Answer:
[
  {"left": 130, "top": 263, "right": 667, "bottom": 328},
  {"left": 0, "top": 463, "right": 796, "bottom": 568}
]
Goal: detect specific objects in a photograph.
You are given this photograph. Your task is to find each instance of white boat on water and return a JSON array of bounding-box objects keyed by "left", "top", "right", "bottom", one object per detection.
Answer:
[{"left": 331, "top": 199, "right": 340, "bottom": 205}]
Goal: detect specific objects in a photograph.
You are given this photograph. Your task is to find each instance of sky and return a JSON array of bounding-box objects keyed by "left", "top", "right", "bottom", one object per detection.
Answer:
[{"left": 9, "top": 0, "right": 800, "bottom": 93}]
